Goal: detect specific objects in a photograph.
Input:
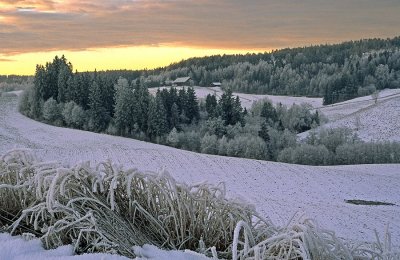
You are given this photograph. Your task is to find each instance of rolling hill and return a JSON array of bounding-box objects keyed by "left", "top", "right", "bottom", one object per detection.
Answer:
[
  {"left": 299, "top": 88, "right": 400, "bottom": 142},
  {"left": 0, "top": 94, "right": 399, "bottom": 247}
]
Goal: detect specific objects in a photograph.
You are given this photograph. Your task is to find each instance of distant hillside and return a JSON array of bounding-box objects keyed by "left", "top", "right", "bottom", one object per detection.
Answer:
[
  {"left": 299, "top": 88, "right": 400, "bottom": 142},
  {"left": 99, "top": 36, "right": 400, "bottom": 104},
  {"left": 5, "top": 36, "right": 399, "bottom": 104}
]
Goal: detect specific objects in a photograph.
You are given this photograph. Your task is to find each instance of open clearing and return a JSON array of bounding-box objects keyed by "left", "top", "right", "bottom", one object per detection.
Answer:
[
  {"left": 0, "top": 95, "right": 399, "bottom": 247},
  {"left": 299, "top": 89, "right": 400, "bottom": 142}
]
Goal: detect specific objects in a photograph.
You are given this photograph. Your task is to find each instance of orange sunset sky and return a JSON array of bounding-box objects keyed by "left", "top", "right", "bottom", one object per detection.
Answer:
[{"left": 1, "top": 0, "right": 400, "bottom": 75}]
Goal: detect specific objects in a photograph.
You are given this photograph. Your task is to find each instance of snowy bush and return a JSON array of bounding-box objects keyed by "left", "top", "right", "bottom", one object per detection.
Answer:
[
  {"left": 1, "top": 149, "right": 399, "bottom": 259},
  {"left": 42, "top": 97, "right": 62, "bottom": 124},
  {"left": 278, "top": 144, "right": 331, "bottom": 165}
]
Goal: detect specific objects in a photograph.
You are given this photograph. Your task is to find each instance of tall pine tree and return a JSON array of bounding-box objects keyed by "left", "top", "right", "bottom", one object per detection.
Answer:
[
  {"left": 114, "top": 77, "right": 135, "bottom": 135},
  {"left": 147, "top": 94, "right": 168, "bottom": 140},
  {"left": 88, "top": 80, "right": 109, "bottom": 132}
]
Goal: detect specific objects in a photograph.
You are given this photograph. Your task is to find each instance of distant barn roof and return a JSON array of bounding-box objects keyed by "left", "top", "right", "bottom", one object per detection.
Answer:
[
  {"left": 173, "top": 77, "right": 191, "bottom": 83},
  {"left": 211, "top": 82, "right": 222, "bottom": 86}
]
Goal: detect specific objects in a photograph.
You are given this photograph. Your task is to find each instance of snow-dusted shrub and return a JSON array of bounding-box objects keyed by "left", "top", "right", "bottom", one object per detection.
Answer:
[
  {"left": 200, "top": 134, "right": 218, "bottom": 154},
  {"left": 42, "top": 97, "right": 62, "bottom": 124},
  {"left": 1, "top": 149, "right": 399, "bottom": 259},
  {"left": 335, "top": 142, "right": 400, "bottom": 165},
  {"left": 278, "top": 144, "right": 331, "bottom": 165},
  {"left": 62, "top": 101, "right": 76, "bottom": 126},
  {"left": 307, "top": 127, "right": 359, "bottom": 153},
  {"left": 18, "top": 87, "right": 34, "bottom": 117},
  {"left": 167, "top": 127, "right": 179, "bottom": 147}
]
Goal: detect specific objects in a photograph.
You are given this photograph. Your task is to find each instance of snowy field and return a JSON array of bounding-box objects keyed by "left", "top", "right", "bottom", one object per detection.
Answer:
[
  {"left": 149, "top": 86, "right": 323, "bottom": 109},
  {"left": 1, "top": 95, "right": 399, "bottom": 252},
  {"left": 0, "top": 233, "right": 210, "bottom": 260},
  {"left": 299, "top": 89, "right": 400, "bottom": 142}
]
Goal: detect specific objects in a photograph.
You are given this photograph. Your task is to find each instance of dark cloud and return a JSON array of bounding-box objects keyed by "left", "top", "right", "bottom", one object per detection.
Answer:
[{"left": 0, "top": 0, "right": 399, "bottom": 54}]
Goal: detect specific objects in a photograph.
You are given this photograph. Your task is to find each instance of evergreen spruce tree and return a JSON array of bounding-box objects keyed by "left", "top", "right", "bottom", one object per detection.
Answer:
[
  {"left": 88, "top": 80, "right": 109, "bottom": 132},
  {"left": 177, "top": 88, "right": 188, "bottom": 114},
  {"left": 205, "top": 94, "right": 217, "bottom": 118},
  {"left": 114, "top": 77, "right": 135, "bottom": 135},
  {"left": 133, "top": 78, "right": 150, "bottom": 132},
  {"left": 186, "top": 87, "right": 200, "bottom": 123},
  {"left": 31, "top": 65, "right": 46, "bottom": 119},
  {"left": 147, "top": 95, "right": 168, "bottom": 140},
  {"left": 44, "top": 55, "right": 64, "bottom": 101},
  {"left": 57, "top": 63, "right": 73, "bottom": 103},
  {"left": 258, "top": 121, "right": 270, "bottom": 142},
  {"left": 233, "top": 96, "right": 244, "bottom": 125},
  {"left": 100, "top": 76, "right": 116, "bottom": 117},
  {"left": 218, "top": 88, "right": 234, "bottom": 125},
  {"left": 260, "top": 101, "right": 278, "bottom": 124},
  {"left": 170, "top": 102, "right": 180, "bottom": 130}
]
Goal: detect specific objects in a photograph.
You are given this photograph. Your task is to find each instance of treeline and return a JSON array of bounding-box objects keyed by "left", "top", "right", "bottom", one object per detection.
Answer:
[
  {"left": 9, "top": 36, "right": 400, "bottom": 105},
  {"left": 278, "top": 128, "right": 400, "bottom": 165},
  {"left": 0, "top": 75, "right": 33, "bottom": 93},
  {"left": 87, "top": 36, "right": 400, "bottom": 104}
]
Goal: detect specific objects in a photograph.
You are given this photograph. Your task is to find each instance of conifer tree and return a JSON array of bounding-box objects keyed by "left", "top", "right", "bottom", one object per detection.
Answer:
[
  {"left": 186, "top": 87, "right": 199, "bottom": 123},
  {"left": 88, "top": 80, "right": 109, "bottom": 132},
  {"left": 31, "top": 65, "right": 46, "bottom": 119},
  {"left": 260, "top": 101, "right": 278, "bottom": 124},
  {"left": 57, "top": 63, "right": 73, "bottom": 103},
  {"left": 114, "top": 77, "right": 135, "bottom": 135},
  {"left": 219, "top": 88, "right": 234, "bottom": 125},
  {"left": 177, "top": 87, "right": 188, "bottom": 114},
  {"left": 147, "top": 95, "right": 168, "bottom": 140},
  {"left": 170, "top": 102, "right": 180, "bottom": 129},
  {"left": 133, "top": 78, "right": 150, "bottom": 132},
  {"left": 258, "top": 121, "right": 270, "bottom": 142},
  {"left": 205, "top": 94, "right": 217, "bottom": 118},
  {"left": 233, "top": 96, "right": 244, "bottom": 125}
]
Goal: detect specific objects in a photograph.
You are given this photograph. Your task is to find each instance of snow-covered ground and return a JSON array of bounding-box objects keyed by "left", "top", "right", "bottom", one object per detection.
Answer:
[
  {"left": 149, "top": 86, "right": 323, "bottom": 109},
  {"left": 319, "top": 88, "right": 400, "bottom": 121},
  {"left": 1, "top": 95, "right": 399, "bottom": 251},
  {"left": 299, "top": 89, "right": 400, "bottom": 141},
  {"left": 0, "top": 233, "right": 210, "bottom": 260}
]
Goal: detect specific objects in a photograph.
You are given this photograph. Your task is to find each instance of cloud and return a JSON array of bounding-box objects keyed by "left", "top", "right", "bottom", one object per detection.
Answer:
[
  {"left": 0, "top": 58, "right": 14, "bottom": 62},
  {"left": 0, "top": 0, "right": 400, "bottom": 55}
]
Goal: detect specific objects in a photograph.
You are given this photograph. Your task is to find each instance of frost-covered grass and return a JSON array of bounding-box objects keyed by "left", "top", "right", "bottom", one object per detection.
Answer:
[{"left": 1, "top": 149, "right": 399, "bottom": 259}]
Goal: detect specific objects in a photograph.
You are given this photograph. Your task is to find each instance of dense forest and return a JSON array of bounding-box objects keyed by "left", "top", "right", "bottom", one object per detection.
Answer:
[
  {"left": 88, "top": 36, "right": 400, "bottom": 105},
  {"left": 18, "top": 54, "right": 400, "bottom": 165}
]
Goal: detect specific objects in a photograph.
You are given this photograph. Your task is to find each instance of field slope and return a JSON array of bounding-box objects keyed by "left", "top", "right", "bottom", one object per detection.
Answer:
[
  {"left": 0, "top": 95, "right": 399, "bottom": 246},
  {"left": 299, "top": 89, "right": 400, "bottom": 142}
]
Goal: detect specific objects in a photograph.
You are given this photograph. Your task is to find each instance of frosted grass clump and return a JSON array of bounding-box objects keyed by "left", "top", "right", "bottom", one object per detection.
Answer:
[{"left": 0, "top": 149, "right": 399, "bottom": 259}]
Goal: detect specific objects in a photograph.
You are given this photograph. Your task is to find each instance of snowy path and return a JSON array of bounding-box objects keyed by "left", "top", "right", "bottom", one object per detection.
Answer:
[{"left": 0, "top": 96, "right": 400, "bottom": 246}]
